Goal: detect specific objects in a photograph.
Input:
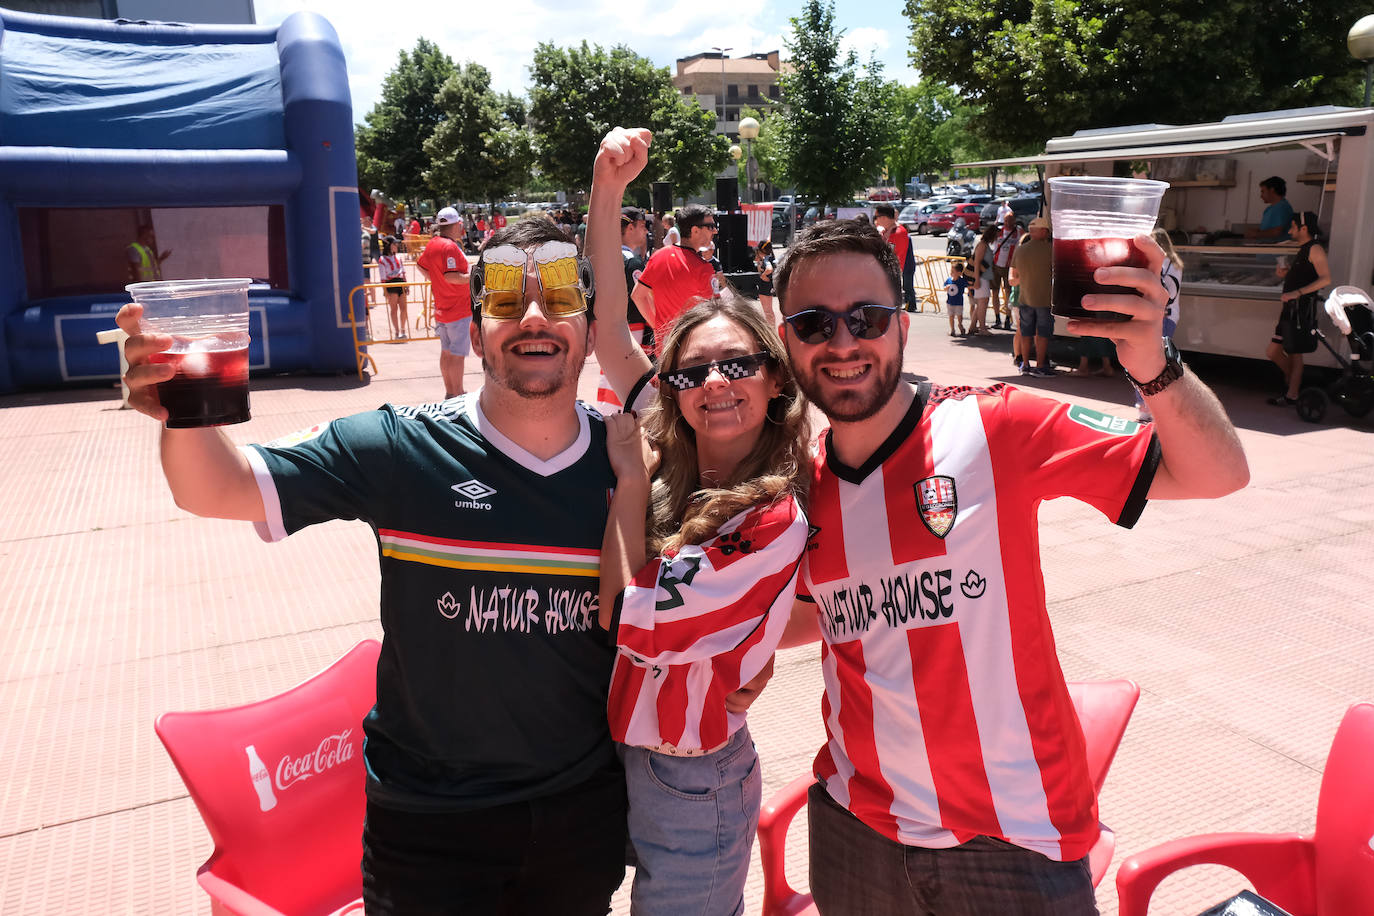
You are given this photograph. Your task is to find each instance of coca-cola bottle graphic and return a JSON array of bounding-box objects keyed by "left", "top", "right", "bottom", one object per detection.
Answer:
[{"left": 245, "top": 744, "right": 277, "bottom": 812}]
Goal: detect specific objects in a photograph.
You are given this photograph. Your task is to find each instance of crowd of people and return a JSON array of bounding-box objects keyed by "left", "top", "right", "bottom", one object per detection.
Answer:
[{"left": 121, "top": 127, "right": 1256, "bottom": 915}]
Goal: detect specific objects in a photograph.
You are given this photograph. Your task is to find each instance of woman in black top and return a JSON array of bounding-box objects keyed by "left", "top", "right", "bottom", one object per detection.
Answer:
[{"left": 1265, "top": 211, "right": 1331, "bottom": 406}]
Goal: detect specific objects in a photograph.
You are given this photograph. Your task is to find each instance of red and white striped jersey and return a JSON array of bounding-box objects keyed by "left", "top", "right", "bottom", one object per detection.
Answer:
[
  {"left": 609, "top": 495, "right": 808, "bottom": 751},
  {"left": 799, "top": 383, "right": 1158, "bottom": 861}
]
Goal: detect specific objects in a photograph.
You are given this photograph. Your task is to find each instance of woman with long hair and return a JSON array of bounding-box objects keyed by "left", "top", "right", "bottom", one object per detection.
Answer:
[
  {"left": 969, "top": 224, "right": 998, "bottom": 334},
  {"left": 1266, "top": 211, "right": 1331, "bottom": 406},
  {"left": 588, "top": 127, "right": 812, "bottom": 914},
  {"left": 755, "top": 239, "right": 777, "bottom": 324}
]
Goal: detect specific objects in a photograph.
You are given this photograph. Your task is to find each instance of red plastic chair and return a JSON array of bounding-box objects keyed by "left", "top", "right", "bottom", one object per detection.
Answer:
[
  {"left": 757, "top": 679, "right": 1140, "bottom": 916},
  {"left": 156, "top": 640, "right": 380, "bottom": 916},
  {"left": 1116, "top": 702, "right": 1374, "bottom": 916}
]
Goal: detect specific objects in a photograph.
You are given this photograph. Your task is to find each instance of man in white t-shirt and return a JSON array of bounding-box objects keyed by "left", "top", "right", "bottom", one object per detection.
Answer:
[{"left": 774, "top": 219, "right": 1248, "bottom": 914}]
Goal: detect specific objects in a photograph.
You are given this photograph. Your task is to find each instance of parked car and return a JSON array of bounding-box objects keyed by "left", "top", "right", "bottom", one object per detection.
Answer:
[
  {"left": 924, "top": 202, "right": 984, "bottom": 234},
  {"left": 802, "top": 204, "right": 837, "bottom": 228},
  {"left": 978, "top": 195, "right": 1045, "bottom": 231},
  {"left": 770, "top": 202, "right": 798, "bottom": 245},
  {"left": 995, "top": 183, "right": 1020, "bottom": 197},
  {"left": 910, "top": 201, "right": 952, "bottom": 234},
  {"left": 964, "top": 193, "right": 993, "bottom": 205},
  {"left": 906, "top": 181, "right": 933, "bottom": 199},
  {"left": 898, "top": 202, "right": 923, "bottom": 235}
]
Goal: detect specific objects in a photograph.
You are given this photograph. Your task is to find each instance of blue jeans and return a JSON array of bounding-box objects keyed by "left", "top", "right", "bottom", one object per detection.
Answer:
[{"left": 620, "top": 725, "right": 762, "bottom": 916}]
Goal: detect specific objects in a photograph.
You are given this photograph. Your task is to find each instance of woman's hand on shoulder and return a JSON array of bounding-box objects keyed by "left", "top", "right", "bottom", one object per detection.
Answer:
[{"left": 605, "top": 413, "right": 660, "bottom": 486}]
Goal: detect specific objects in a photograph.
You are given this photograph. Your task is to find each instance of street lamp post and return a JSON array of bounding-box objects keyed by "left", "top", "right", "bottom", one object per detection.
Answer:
[
  {"left": 1350, "top": 16, "right": 1374, "bottom": 106},
  {"left": 730, "top": 144, "right": 744, "bottom": 205},
  {"left": 738, "top": 116, "right": 760, "bottom": 204},
  {"left": 711, "top": 46, "right": 732, "bottom": 129}
]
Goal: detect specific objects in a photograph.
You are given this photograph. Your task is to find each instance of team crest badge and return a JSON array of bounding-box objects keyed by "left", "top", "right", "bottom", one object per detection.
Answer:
[{"left": 915, "top": 475, "right": 958, "bottom": 539}]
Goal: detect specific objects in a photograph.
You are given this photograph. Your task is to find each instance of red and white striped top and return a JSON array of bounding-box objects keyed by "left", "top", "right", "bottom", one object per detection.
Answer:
[
  {"left": 800, "top": 383, "right": 1158, "bottom": 861},
  {"left": 609, "top": 496, "right": 808, "bottom": 751}
]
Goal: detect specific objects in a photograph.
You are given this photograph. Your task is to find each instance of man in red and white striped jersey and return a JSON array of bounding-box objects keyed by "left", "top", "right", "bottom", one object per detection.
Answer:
[{"left": 773, "top": 220, "right": 1249, "bottom": 914}]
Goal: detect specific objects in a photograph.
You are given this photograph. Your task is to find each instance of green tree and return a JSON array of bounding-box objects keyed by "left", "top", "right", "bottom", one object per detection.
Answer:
[
  {"left": 354, "top": 38, "right": 456, "bottom": 200},
  {"left": 647, "top": 86, "right": 731, "bottom": 205},
  {"left": 905, "top": 0, "right": 1367, "bottom": 149},
  {"left": 424, "top": 63, "right": 534, "bottom": 207},
  {"left": 883, "top": 80, "right": 963, "bottom": 189},
  {"left": 528, "top": 42, "right": 727, "bottom": 198},
  {"left": 739, "top": 105, "right": 783, "bottom": 193},
  {"left": 775, "top": 0, "right": 895, "bottom": 206}
]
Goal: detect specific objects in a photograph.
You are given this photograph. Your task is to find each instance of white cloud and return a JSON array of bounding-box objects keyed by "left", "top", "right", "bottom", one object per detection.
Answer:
[{"left": 842, "top": 26, "right": 890, "bottom": 57}]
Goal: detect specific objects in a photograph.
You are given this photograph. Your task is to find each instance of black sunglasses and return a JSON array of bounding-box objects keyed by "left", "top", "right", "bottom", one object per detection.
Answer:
[
  {"left": 658, "top": 352, "right": 770, "bottom": 391},
  {"left": 699, "top": 222, "right": 718, "bottom": 231},
  {"left": 782, "top": 304, "right": 900, "bottom": 345}
]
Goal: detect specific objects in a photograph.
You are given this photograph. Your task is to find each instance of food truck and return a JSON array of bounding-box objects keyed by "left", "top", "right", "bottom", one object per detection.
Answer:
[{"left": 960, "top": 106, "right": 1374, "bottom": 369}]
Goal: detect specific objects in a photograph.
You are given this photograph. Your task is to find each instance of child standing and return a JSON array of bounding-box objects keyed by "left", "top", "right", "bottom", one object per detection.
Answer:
[{"left": 944, "top": 262, "right": 970, "bottom": 336}]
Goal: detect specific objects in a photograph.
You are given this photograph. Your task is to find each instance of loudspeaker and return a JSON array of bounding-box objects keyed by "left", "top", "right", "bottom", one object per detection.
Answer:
[
  {"left": 715, "top": 212, "right": 749, "bottom": 273},
  {"left": 715, "top": 177, "right": 738, "bottom": 213},
  {"left": 651, "top": 181, "right": 672, "bottom": 214}
]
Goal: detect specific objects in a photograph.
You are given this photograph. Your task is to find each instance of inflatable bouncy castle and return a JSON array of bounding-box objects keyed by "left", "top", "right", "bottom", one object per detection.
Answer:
[{"left": 0, "top": 9, "right": 363, "bottom": 392}]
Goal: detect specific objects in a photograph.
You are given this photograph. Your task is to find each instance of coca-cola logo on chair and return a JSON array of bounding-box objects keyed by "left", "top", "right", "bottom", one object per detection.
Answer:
[{"left": 275, "top": 729, "right": 357, "bottom": 790}]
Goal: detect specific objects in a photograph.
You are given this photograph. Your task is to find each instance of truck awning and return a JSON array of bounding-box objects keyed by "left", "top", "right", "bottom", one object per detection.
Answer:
[{"left": 955, "top": 131, "right": 1345, "bottom": 169}]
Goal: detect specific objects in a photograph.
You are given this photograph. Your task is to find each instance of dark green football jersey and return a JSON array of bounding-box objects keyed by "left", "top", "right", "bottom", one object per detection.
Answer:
[{"left": 246, "top": 393, "right": 617, "bottom": 812}]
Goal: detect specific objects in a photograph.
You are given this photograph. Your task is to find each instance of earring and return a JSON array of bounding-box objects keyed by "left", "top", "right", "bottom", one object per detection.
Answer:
[{"left": 766, "top": 394, "right": 789, "bottom": 426}]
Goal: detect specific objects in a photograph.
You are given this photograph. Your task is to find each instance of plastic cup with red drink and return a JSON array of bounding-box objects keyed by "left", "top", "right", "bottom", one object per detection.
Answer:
[
  {"left": 1048, "top": 177, "right": 1168, "bottom": 322},
  {"left": 127, "top": 278, "right": 253, "bottom": 428}
]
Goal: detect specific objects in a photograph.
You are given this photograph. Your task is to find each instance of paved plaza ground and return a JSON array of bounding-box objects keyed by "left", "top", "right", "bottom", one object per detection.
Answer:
[{"left": 2, "top": 259, "right": 1371, "bottom": 914}]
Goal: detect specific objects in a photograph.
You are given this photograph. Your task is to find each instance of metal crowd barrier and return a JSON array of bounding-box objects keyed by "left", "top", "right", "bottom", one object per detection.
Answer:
[
  {"left": 402, "top": 233, "right": 430, "bottom": 258},
  {"left": 346, "top": 278, "right": 437, "bottom": 380},
  {"left": 914, "top": 254, "right": 973, "bottom": 313}
]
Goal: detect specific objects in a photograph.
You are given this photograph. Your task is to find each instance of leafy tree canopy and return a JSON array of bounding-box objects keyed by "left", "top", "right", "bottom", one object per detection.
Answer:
[
  {"left": 905, "top": 0, "right": 1367, "bottom": 149},
  {"left": 354, "top": 38, "right": 456, "bottom": 200},
  {"left": 424, "top": 63, "right": 534, "bottom": 206},
  {"left": 775, "top": 0, "right": 895, "bottom": 207},
  {"left": 529, "top": 42, "right": 727, "bottom": 197}
]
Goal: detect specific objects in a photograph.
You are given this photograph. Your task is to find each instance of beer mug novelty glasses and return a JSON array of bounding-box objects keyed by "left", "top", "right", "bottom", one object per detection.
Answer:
[{"left": 471, "top": 241, "right": 594, "bottom": 319}]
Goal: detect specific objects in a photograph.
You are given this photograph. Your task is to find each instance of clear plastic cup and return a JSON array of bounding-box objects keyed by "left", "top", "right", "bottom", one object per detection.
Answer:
[
  {"left": 127, "top": 278, "right": 252, "bottom": 428},
  {"left": 1048, "top": 177, "right": 1168, "bottom": 321}
]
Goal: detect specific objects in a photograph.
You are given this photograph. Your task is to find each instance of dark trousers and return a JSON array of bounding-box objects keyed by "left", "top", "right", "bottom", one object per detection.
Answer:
[
  {"left": 902, "top": 259, "right": 918, "bottom": 311},
  {"left": 807, "top": 781, "right": 1097, "bottom": 916},
  {"left": 362, "top": 770, "right": 627, "bottom": 915}
]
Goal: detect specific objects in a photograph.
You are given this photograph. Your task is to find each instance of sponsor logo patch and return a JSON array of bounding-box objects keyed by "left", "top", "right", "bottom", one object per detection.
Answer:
[
  {"left": 915, "top": 475, "right": 958, "bottom": 539},
  {"left": 1067, "top": 405, "right": 1140, "bottom": 436}
]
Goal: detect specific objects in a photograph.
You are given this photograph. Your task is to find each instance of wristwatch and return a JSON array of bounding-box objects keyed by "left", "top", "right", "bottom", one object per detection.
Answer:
[{"left": 1123, "top": 338, "right": 1184, "bottom": 397}]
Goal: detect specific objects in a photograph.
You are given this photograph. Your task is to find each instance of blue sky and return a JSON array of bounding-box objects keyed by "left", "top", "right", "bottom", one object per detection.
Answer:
[{"left": 254, "top": 0, "right": 917, "bottom": 122}]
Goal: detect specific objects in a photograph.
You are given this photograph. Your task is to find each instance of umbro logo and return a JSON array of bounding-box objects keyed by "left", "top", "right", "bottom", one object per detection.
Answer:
[{"left": 452, "top": 478, "right": 497, "bottom": 510}]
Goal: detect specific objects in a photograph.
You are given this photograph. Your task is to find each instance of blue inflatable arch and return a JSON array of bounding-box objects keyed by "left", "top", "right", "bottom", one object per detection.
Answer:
[{"left": 0, "top": 9, "right": 363, "bottom": 392}]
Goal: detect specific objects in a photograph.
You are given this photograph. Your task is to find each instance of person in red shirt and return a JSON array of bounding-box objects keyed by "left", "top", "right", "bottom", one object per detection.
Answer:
[
  {"left": 631, "top": 204, "right": 718, "bottom": 357},
  {"left": 873, "top": 203, "right": 917, "bottom": 312},
  {"left": 772, "top": 219, "right": 1249, "bottom": 913},
  {"left": 492, "top": 210, "right": 507, "bottom": 232},
  {"left": 415, "top": 207, "right": 472, "bottom": 398}
]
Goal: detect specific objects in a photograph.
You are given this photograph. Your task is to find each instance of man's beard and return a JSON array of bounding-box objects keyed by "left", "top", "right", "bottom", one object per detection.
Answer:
[
  {"left": 790, "top": 337, "right": 903, "bottom": 424},
  {"left": 482, "top": 335, "right": 588, "bottom": 400}
]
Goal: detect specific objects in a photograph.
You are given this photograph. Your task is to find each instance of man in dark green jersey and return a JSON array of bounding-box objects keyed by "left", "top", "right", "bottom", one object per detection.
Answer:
[{"left": 116, "top": 218, "right": 629, "bottom": 914}]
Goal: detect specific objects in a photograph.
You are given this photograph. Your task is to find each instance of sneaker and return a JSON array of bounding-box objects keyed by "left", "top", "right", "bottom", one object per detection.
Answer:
[
  {"left": 1018, "top": 363, "right": 1032, "bottom": 376},
  {"left": 1266, "top": 394, "right": 1296, "bottom": 406},
  {"left": 1029, "top": 366, "right": 1056, "bottom": 378}
]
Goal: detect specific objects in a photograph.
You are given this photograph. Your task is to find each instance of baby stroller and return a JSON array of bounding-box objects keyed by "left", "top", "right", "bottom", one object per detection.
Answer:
[{"left": 1295, "top": 285, "right": 1374, "bottom": 423}]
